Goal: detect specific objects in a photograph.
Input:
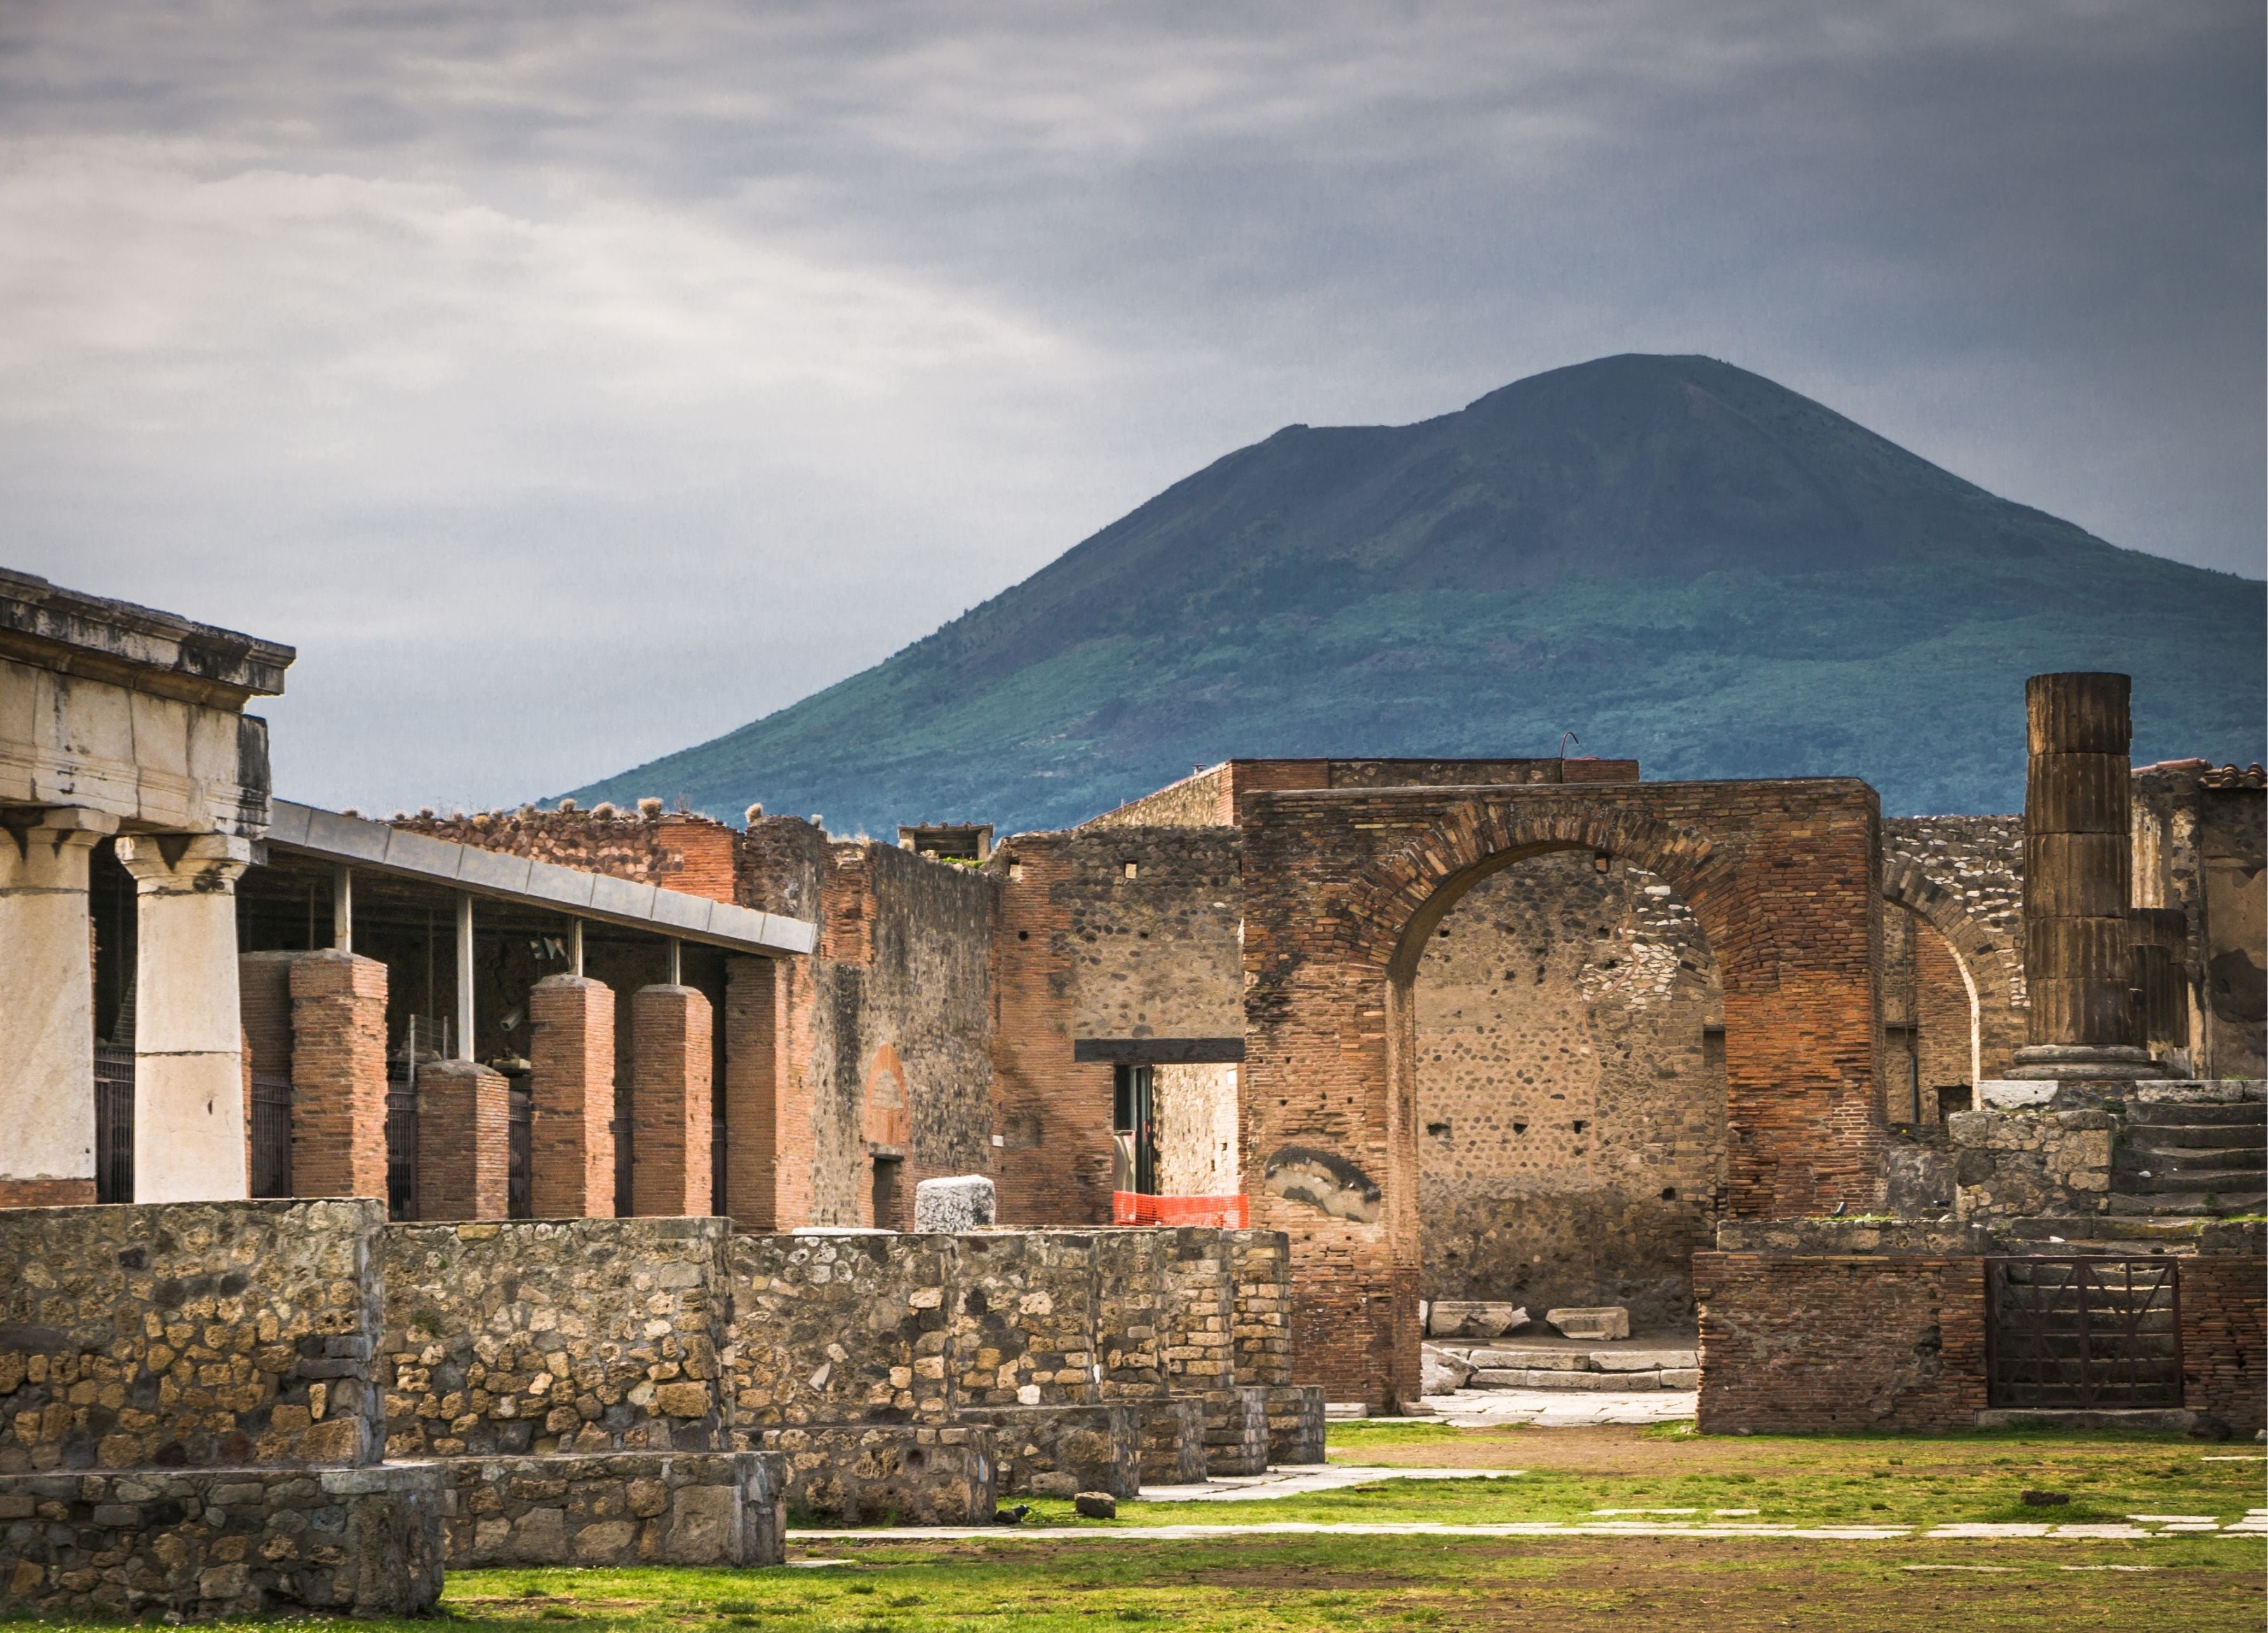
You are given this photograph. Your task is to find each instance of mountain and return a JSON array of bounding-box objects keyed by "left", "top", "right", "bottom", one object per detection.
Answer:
[{"left": 570, "top": 354, "right": 2266, "bottom": 833}]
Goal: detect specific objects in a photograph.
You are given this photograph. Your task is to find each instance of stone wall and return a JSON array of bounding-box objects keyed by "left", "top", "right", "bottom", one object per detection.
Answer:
[
  {"left": 0, "top": 1200, "right": 382, "bottom": 1472},
  {"left": 989, "top": 828, "right": 1245, "bottom": 1224},
  {"left": 748, "top": 1423, "right": 993, "bottom": 1524},
  {"left": 724, "top": 1232, "right": 954, "bottom": 1430},
  {"left": 1882, "top": 814, "right": 2025, "bottom": 1082},
  {"left": 1155, "top": 1063, "right": 1240, "bottom": 1197},
  {"left": 438, "top": 1451, "right": 782, "bottom": 1568},
  {"left": 1413, "top": 852, "right": 1725, "bottom": 1329},
  {"left": 0, "top": 1463, "right": 443, "bottom": 1619},
  {"left": 380, "top": 1218, "right": 728, "bottom": 1458},
  {"left": 1693, "top": 1253, "right": 1989, "bottom": 1432},
  {"left": 1946, "top": 1108, "right": 2114, "bottom": 1222}
]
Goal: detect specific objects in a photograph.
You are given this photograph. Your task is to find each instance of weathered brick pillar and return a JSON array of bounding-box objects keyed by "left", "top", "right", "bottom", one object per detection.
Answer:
[
  {"left": 631, "top": 983, "right": 713, "bottom": 1216},
  {"left": 2011, "top": 671, "right": 2160, "bottom": 1082},
  {"left": 417, "top": 1059, "right": 509, "bottom": 1219},
  {"left": 290, "top": 951, "right": 391, "bottom": 1198},
  {"left": 720, "top": 957, "right": 777, "bottom": 1229},
  {"left": 528, "top": 973, "right": 615, "bottom": 1218}
]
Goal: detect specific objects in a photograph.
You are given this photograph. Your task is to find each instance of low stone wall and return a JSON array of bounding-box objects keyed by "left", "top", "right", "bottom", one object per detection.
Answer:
[
  {"left": 438, "top": 1451, "right": 782, "bottom": 1567},
  {"left": 1263, "top": 1385, "right": 1325, "bottom": 1465},
  {"left": 950, "top": 1232, "right": 1103, "bottom": 1408},
  {"left": 1949, "top": 1109, "right": 2115, "bottom": 1221},
  {"left": 382, "top": 1218, "right": 728, "bottom": 1458},
  {"left": 1230, "top": 1232, "right": 1296, "bottom": 1388},
  {"left": 1129, "top": 1397, "right": 1207, "bottom": 1484},
  {"left": 2178, "top": 1258, "right": 2267, "bottom": 1435},
  {"left": 958, "top": 1405, "right": 1139, "bottom": 1497},
  {"left": 1693, "top": 1253, "right": 1989, "bottom": 1432},
  {"left": 725, "top": 1233, "right": 953, "bottom": 1429},
  {"left": 749, "top": 1424, "right": 995, "bottom": 1524},
  {"left": 0, "top": 1463, "right": 443, "bottom": 1618},
  {"left": 0, "top": 1200, "right": 384, "bottom": 1472},
  {"left": 1188, "top": 1385, "right": 1269, "bottom": 1476}
]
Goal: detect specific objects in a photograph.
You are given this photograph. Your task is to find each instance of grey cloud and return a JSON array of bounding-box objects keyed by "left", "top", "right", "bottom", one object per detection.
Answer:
[{"left": 0, "top": 1, "right": 2257, "bottom": 811}]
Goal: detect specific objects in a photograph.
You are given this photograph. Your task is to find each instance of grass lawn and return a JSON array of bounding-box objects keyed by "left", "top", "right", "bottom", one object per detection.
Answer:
[
  {"left": 11, "top": 1427, "right": 2263, "bottom": 1631},
  {"left": 983, "top": 1421, "right": 2268, "bottom": 1531}
]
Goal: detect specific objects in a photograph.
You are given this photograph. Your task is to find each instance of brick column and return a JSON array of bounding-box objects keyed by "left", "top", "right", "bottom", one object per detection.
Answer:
[
  {"left": 631, "top": 983, "right": 713, "bottom": 1216},
  {"left": 417, "top": 1059, "right": 509, "bottom": 1220},
  {"left": 0, "top": 809, "right": 115, "bottom": 1206},
  {"left": 2011, "top": 671, "right": 2159, "bottom": 1081},
  {"left": 114, "top": 833, "right": 253, "bottom": 1202},
  {"left": 720, "top": 957, "right": 778, "bottom": 1229},
  {"left": 290, "top": 951, "right": 390, "bottom": 1198},
  {"left": 528, "top": 973, "right": 615, "bottom": 1218}
]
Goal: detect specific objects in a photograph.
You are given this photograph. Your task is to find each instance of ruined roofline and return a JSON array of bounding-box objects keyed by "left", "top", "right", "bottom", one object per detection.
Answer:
[
  {"left": 1078, "top": 754, "right": 1643, "bottom": 830},
  {"left": 0, "top": 566, "right": 295, "bottom": 706}
]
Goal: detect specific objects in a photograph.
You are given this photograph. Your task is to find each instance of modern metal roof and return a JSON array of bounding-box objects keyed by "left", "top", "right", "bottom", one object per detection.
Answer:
[{"left": 262, "top": 800, "right": 815, "bottom": 958}]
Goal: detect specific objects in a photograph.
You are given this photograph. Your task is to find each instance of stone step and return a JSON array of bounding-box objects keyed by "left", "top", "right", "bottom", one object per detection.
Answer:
[
  {"left": 2123, "top": 1129, "right": 2268, "bottom": 1157},
  {"left": 2126, "top": 1102, "right": 2267, "bottom": 1127},
  {"left": 2113, "top": 1164, "right": 2267, "bottom": 1195},
  {"left": 2105, "top": 1190, "right": 2267, "bottom": 1217},
  {"left": 1465, "top": 1366, "right": 1697, "bottom": 1391}
]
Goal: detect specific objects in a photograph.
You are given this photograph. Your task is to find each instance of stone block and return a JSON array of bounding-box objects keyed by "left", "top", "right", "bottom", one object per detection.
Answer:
[
  {"left": 1545, "top": 1306, "right": 1630, "bottom": 1340},
  {"left": 1426, "top": 1301, "right": 1529, "bottom": 1340},
  {"left": 1187, "top": 1385, "right": 1269, "bottom": 1476},
  {"left": 1130, "top": 1397, "right": 1207, "bottom": 1486},
  {"left": 1593, "top": 1348, "right": 1695, "bottom": 1372},
  {"left": 1660, "top": 1368, "right": 1700, "bottom": 1388},
  {"left": 1466, "top": 1347, "right": 1587, "bottom": 1370},
  {"left": 956, "top": 1405, "right": 1139, "bottom": 1498},
  {"left": 1469, "top": 1368, "right": 1633, "bottom": 1390},
  {"left": 1264, "top": 1384, "right": 1325, "bottom": 1465},
  {"left": 750, "top": 1423, "right": 995, "bottom": 1525},
  {"left": 0, "top": 1463, "right": 441, "bottom": 1618},
  {"left": 915, "top": 1175, "right": 996, "bottom": 1233},
  {"left": 1420, "top": 1345, "right": 1472, "bottom": 1394},
  {"left": 1075, "top": 1491, "right": 1117, "bottom": 1519},
  {"left": 437, "top": 1453, "right": 781, "bottom": 1567}
]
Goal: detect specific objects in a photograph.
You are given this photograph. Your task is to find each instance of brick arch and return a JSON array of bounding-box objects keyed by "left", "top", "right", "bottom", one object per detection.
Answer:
[
  {"left": 1340, "top": 799, "right": 1733, "bottom": 980},
  {"left": 1881, "top": 857, "right": 2025, "bottom": 1082}
]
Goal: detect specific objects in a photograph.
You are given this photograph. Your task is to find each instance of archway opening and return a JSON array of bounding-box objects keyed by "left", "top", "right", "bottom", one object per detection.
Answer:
[
  {"left": 1402, "top": 848, "right": 1725, "bottom": 1338},
  {"left": 1881, "top": 903, "right": 1982, "bottom": 1121}
]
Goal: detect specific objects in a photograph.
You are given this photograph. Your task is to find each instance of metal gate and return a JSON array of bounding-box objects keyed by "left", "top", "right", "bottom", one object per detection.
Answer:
[
  {"left": 711, "top": 1113, "right": 727, "bottom": 1218},
  {"left": 95, "top": 1044, "right": 135, "bottom": 1203},
  {"left": 613, "top": 1112, "right": 634, "bottom": 1216},
  {"left": 1987, "top": 1257, "right": 2183, "bottom": 1408},
  {"left": 508, "top": 1086, "right": 533, "bottom": 1219},
  {"left": 250, "top": 1072, "right": 293, "bottom": 1197}
]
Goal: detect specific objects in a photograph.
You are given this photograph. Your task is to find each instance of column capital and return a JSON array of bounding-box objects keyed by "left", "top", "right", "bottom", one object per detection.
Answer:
[
  {"left": 4, "top": 805, "right": 121, "bottom": 840},
  {"left": 115, "top": 832, "right": 255, "bottom": 887}
]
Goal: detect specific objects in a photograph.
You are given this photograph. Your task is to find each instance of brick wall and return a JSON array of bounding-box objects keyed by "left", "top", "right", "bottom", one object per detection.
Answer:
[
  {"left": 1242, "top": 777, "right": 1884, "bottom": 1408},
  {"left": 416, "top": 1061, "right": 508, "bottom": 1221},
  {"left": 2178, "top": 1256, "right": 2265, "bottom": 1434},
  {"left": 988, "top": 827, "right": 1244, "bottom": 1223},
  {"left": 630, "top": 984, "right": 713, "bottom": 1217},
  {"left": 1414, "top": 850, "right": 1726, "bottom": 1327},
  {"left": 394, "top": 809, "right": 740, "bottom": 903},
  {"left": 1693, "top": 1252, "right": 1989, "bottom": 1432},
  {"left": 289, "top": 953, "right": 390, "bottom": 1199}
]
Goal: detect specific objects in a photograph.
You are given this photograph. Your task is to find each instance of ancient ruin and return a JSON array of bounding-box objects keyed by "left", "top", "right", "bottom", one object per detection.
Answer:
[{"left": 1, "top": 567, "right": 2260, "bottom": 1615}]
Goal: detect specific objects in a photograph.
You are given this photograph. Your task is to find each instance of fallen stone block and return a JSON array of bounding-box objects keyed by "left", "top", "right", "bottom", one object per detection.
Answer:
[
  {"left": 1545, "top": 1306, "right": 1630, "bottom": 1341},
  {"left": 1660, "top": 1368, "right": 1700, "bottom": 1389},
  {"left": 438, "top": 1451, "right": 783, "bottom": 1567},
  {"left": 1426, "top": 1300, "right": 1529, "bottom": 1340},
  {"left": 915, "top": 1175, "right": 997, "bottom": 1233},
  {"left": 1420, "top": 1345, "right": 1473, "bottom": 1395},
  {"left": 1075, "top": 1491, "right": 1118, "bottom": 1519}
]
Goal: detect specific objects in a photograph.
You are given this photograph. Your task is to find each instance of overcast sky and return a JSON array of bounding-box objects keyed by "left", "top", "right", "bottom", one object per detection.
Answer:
[{"left": 4, "top": 1, "right": 2260, "bottom": 813}]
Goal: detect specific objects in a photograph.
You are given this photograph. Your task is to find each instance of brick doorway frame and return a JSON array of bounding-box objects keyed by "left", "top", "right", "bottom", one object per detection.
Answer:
[{"left": 1237, "top": 781, "right": 1886, "bottom": 1410}]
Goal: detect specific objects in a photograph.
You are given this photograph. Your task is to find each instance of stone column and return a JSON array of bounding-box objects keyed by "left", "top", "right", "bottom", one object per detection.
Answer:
[
  {"left": 114, "top": 833, "right": 254, "bottom": 1202},
  {"left": 2011, "top": 671, "right": 2159, "bottom": 1081},
  {"left": 416, "top": 1059, "right": 509, "bottom": 1220},
  {"left": 631, "top": 983, "right": 713, "bottom": 1216},
  {"left": 290, "top": 951, "right": 391, "bottom": 1198},
  {"left": 0, "top": 809, "right": 117, "bottom": 1206},
  {"left": 528, "top": 972, "right": 615, "bottom": 1217}
]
